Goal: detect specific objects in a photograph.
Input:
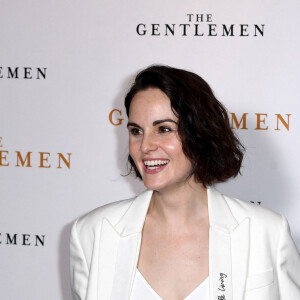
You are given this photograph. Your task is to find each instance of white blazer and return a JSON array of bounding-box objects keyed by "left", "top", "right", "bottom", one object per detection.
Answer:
[{"left": 70, "top": 188, "right": 300, "bottom": 300}]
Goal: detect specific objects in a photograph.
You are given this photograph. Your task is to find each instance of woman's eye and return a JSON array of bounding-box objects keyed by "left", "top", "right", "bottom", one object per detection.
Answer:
[
  {"left": 158, "top": 126, "right": 172, "bottom": 133},
  {"left": 130, "top": 128, "right": 142, "bottom": 136}
]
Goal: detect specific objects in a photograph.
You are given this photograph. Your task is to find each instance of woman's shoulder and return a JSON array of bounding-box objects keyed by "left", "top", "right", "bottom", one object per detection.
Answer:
[
  {"left": 222, "top": 191, "right": 284, "bottom": 231},
  {"left": 72, "top": 189, "right": 152, "bottom": 238},
  {"left": 74, "top": 195, "right": 136, "bottom": 233}
]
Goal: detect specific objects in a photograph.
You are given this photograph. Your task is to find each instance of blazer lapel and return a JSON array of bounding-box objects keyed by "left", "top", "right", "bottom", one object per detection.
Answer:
[
  {"left": 97, "top": 218, "right": 120, "bottom": 300},
  {"left": 98, "top": 190, "right": 153, "bottom": 300},
  {"left": 110, "top": 233, "right": 142, "bottom": 300},
  {"left": 231, "top": 218, "right": 250, "bottom": 300},
  {"left": 208, "top": 188, "right": 250, "bottom": 300}
]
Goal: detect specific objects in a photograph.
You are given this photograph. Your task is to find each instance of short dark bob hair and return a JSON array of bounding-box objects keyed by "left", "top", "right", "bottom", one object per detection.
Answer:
[{"left": 124, "top": 65, "right": 244, "bottom": 186}]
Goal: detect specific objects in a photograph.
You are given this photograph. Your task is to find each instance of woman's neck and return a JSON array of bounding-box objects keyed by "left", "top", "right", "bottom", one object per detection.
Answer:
[{"left": 148, "top": 179, "right": 208, "bottom": 229}]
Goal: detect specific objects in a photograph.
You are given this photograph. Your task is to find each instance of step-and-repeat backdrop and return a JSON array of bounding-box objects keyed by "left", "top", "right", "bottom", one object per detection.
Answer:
[{"left": 1, "top": 0, "right": 299, "bottom": 299}]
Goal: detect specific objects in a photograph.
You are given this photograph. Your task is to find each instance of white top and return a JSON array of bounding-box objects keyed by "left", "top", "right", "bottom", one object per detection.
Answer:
[{"left": 130, "top": 269, "right": 209, "bottom": 300}]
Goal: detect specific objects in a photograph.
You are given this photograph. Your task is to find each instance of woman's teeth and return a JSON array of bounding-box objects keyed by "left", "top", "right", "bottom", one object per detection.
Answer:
[{"left": 144, "top": 160, "right": 169, "bottom": 169}]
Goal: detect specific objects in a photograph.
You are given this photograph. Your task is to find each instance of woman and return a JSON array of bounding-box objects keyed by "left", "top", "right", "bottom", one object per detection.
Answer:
[{"left": 70, "top": 65, "right": 300, "bottom": 300}]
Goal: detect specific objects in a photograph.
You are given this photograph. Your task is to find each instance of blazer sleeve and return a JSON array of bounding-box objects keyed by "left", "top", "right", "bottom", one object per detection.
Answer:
[
  {"left": 276, "top": 215, "right": 300, "bottom": 298},
  {"left": 70, "top": 219, "right": 89, "bottom": 300}
]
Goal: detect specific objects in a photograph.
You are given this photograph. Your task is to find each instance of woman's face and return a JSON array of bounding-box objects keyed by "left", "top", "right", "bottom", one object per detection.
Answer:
[{"left": 128, "top": 87, "right": 193, "bottom": 192}]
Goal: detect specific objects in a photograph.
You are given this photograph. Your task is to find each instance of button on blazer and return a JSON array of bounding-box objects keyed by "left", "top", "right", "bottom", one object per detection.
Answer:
[{"left": 70, "top": 188, "right": 300, "bottom": 300}]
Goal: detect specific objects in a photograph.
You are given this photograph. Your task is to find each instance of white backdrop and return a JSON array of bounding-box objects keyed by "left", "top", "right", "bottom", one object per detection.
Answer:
[{"left": 1, "top": 0, "right": 300, "bottom": 299}]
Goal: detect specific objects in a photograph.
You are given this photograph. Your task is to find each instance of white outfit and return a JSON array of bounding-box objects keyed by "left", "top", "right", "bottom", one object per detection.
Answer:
[
  {"left": 70, "top": 188, "right": 300, "bottom": 300},
  {"left": 130, "top": 269, "right": 209, "bottom": 300}
]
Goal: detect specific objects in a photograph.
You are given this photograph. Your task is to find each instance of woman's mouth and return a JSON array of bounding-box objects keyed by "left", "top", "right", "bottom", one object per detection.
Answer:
[{"left": 143, "top": 159, "right": 169, "bottom": 174}]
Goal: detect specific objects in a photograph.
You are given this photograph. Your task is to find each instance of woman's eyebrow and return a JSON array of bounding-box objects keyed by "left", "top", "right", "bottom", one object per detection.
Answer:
[
  {"left": 153, "top": 119, "right": 177, "bottom": 126},
  {"left": 127, "top": 122, "right": 141, "bottom": 128},
  {"left": 127, "top": 119, "right": 177, "bottom": 128}
]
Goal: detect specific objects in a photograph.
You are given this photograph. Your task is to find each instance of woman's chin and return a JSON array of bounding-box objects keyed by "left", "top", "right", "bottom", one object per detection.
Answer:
[{"left": 142, "top": 178, "right": 167, "bottom": 191}]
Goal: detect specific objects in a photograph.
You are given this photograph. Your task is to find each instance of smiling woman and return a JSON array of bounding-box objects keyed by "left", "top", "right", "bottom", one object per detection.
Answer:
[
  {"left": 70, "top": 65, "right": 300, "bottom": 300},
  {"left": 124, "top": 66, "right": 243, "bottom": 187}
]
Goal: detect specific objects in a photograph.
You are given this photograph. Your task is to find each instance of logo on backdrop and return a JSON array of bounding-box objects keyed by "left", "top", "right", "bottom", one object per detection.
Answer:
[
  {"left": 0, "top": 233, "right": 45, "bottom": 247},
  {"left": 0, "top": 67, "right": 46, "bottom": 79},
  {"left": 108, "top": 109, "right": 292, "bottom": 131},
  {"left": 0, "top": 137, "right": 72, "bottom": 168},
  {"left": 109, "top": 109, "right": 124, "bottom": 126},
  {"left": 230, "top": 113, "right": 291, "bottom": 131},
  {"left": 136, "top": 13, "right": 265, "bottom": 37}
]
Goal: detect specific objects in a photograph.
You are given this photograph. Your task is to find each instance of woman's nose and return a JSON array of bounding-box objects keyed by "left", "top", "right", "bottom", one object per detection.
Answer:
[{"left": 140, "top": 132, "right": 158, "bottom": 153}]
